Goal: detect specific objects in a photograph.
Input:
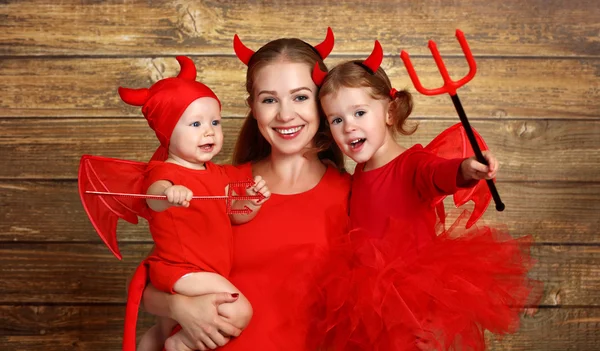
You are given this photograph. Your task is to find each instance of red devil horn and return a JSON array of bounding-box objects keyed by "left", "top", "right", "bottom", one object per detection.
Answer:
[
  {"left": 362, "top": 40, "right": 383, "bottom": 74},
  {"left": 313, "top": 27, "right": 335, "bottom": 59},
  {"left": 312, "top": 62, "right": 327, "bottom": 87},
  {"left": 233, "top": 34, "right": 255, "bottom": 66},
  {"left": 176, "top": 56, "right": 197, "bottom": 81},
  {"left": 118, "top": 87, "right": 150, "bottom": 106}
]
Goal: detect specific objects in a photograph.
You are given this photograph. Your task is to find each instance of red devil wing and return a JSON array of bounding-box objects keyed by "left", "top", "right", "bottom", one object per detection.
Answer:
[
  {"left": 425, "top": 123, "right": 492, "bottom": 228},
  {"left": 78, "top": 155, "right": 150, "bottom": 259}
]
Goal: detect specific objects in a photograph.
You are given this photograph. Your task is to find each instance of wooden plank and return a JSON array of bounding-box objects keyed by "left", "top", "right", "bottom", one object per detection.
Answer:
[
  {"left": 0, "top": 243, "right": 598, "bottom": 306},
  {"left": 1, "top": 118, "right": 599, "bottom": 182},
  {"left": 1, "top": 56, "right": 599, "bottom": 119},
  {"left": 0, "top": 305, "right": 155, "bottom": 350},
  {"left": 1, "top": 306, "right": 599, "bottom": 351},
  {"left": 1, "top": 180, "right": 598, "bottom": 243},
  {"left": 486, "top": 307, "right": 600, "bottom": 351},
  {"left": 1, "top": 0, "right": 599, "bottom": 57},
  {"left": 0, "top": 243, "right": 151, "bottom": 304}
]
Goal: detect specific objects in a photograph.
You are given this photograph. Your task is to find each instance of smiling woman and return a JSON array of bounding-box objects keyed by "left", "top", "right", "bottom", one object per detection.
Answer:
[
  {"left": 252, "top": 62, "right": 320, "bottom": 155},
  {"left": 232, "top": 33, "right": 344, "bottom": 170}
]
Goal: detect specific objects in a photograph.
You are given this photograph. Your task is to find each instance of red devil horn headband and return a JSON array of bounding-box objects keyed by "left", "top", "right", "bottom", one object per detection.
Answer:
[
  {"left": 312, "top": 40, "right": 384, "bottom": 87},
  {"left": 233, "top": 34, "right": 255, "bottom": 66},
  {"left": 312, "top": 62, "right": 328, "bottom": 87},
  {"left": 118, "top": 56, "right": 197, "bottom": 106},
  {"left": 313, "top": 27, "right": 335, "bottom": 59},
  {"left": 356, "top": 40, "right": 383, "bottom": 75},
  {"left": 233, "top": 27, "right": 335, "bottom": 66}
]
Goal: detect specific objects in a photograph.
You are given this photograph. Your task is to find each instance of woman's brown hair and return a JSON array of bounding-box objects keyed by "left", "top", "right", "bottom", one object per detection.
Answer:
[
  {"left": 319, "top": 61, "right": 416, "bottom": 137},
  {"left": 232, "top": 38, "right": 345, "bottom": 171}
]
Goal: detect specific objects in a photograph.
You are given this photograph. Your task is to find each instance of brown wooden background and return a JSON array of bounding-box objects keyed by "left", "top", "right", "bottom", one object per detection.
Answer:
[{"left": 1, "top": 0, "right": 599, "bottom": 350}]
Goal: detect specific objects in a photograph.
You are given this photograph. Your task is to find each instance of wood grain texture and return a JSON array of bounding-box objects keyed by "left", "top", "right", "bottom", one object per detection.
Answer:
[
  {"left": 1, "top": 0, "right": 599, "bottom": 57},
  {"left": 1, "top": 56, "right": 599, "bottom": 118},
  {"left": 1, "top": 180, "right": 598, "bottom": 243},
  {"left": 1, "top": 305, "right": 599, "bottom": 351},
  {"left": 0, "top": 305, "right": 156, "bottom": 350},
  {"left": 1, "top": 118, "right": 599, "bottom": 182},
  {"left": 1, "top": 243, "right": 598, "bottom": 306}
]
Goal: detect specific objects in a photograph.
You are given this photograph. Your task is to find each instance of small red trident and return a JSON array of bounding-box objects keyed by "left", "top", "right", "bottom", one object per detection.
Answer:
[
  {"left": 85, "top": 179, "right": 264, "bottom": 215},
  {"left": 400, "top": 29, "right": 505, "bottom": 211}
]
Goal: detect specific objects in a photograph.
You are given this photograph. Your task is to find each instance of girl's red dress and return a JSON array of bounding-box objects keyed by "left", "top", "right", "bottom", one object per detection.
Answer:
[{"left": 316, "top": 143, "right": 542, "bottom": 351}]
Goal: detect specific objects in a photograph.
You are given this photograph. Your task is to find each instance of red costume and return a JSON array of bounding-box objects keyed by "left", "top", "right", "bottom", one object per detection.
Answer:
[
  {"left": 310, "top": 40, "right": 541, "bottom": 350},
  {"left": 78, "top": 56, "right": 248, "bottom": 351},
  {"left": 315, "top": 126, "right": 542, "bottom": 351},
  {"left": 144, "top": 161, "right": 234, "bottom": 292},
  {"left": 223, "top": 163, "right": 351, "bottom": 350}
]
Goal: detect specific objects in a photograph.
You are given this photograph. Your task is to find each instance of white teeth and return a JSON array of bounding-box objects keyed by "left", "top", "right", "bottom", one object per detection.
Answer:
[
  {"left": 350, "top": 138, "right": 364, "bottom": 145},
  {"left": 275, "top": 126, "right": 302, "bottom": 135}
]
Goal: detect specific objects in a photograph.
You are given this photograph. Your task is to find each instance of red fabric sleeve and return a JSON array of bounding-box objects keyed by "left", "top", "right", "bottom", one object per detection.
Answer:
[
  {"left": 143, "top": 162, "right": 178, "bottom": 192},
  {"left": 408, "top": 150, "right": 469, "bottom": 201}
]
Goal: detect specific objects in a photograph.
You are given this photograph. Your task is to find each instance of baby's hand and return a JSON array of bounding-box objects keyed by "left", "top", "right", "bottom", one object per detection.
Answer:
[
  {"left": 247, "top": 176, "right": 271, "bottom": 206},
  {"left": 164, "top": 185, "right": 193, "bottom": 208},
  {"left": 461, "top": 150, "right": 499, "bottom": 181}
]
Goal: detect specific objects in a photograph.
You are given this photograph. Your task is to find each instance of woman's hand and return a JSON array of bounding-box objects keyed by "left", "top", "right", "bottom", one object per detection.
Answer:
[{"left": 168, "top": 292, "right": 242, "bottom": 349}]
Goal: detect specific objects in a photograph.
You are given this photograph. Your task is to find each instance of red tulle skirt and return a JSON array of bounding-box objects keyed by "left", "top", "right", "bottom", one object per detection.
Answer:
[{"left": 309, "top": 212, "right": 542, "bottom": 351}]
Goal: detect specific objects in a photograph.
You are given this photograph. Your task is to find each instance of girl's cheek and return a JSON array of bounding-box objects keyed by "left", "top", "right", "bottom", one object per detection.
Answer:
[{"left": 331, "top": 129, "right": 344, "bottom": 142}]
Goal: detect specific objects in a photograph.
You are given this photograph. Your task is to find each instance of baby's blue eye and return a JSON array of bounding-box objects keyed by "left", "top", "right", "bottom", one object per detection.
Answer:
[
  {"left": 191, "top": 121, "right": 201, "bottom": 127},
  {"left": 212, "top": 120, "right": 221, "bottom": 126},
  {"left": 355, "top": 110, "right": 366, "bottom": 117},
  {"left": 330, "top": 117, "right": 342, "bottom": 125}
]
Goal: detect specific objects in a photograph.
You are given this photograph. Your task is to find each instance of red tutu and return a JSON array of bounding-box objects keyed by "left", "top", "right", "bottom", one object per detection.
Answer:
[{"left": 312, "top": 211, "right": 542, "bottom": 351}]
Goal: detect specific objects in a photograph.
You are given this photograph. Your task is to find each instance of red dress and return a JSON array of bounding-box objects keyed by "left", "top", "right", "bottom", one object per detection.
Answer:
[
  {"left": 144, "top": 161, "right": 234, "bottom": 293},
  {"left": 317, "top": 145, "right": 541, "bottom": 351},
  {"left": 221, "top": 163, "right": 351, "bottom": 351}
]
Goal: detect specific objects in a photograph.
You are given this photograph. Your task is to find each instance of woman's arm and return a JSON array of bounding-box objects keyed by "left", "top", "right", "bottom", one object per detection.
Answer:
[
  {"left": 142, "top": 284, "right": 243, "bottom": 346},
  {"left": 141, "top": 283, "right": 176, "bottom": 317}
]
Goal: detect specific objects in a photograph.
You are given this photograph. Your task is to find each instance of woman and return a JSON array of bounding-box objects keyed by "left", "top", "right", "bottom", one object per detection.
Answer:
[{"left": 141, "top": 29, "right": 351, "bottom": 351}]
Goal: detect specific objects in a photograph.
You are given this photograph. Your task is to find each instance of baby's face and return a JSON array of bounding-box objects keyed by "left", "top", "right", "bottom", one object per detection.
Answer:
[{"left": 169, "top": 97, "right": 223, "bottom": 167}]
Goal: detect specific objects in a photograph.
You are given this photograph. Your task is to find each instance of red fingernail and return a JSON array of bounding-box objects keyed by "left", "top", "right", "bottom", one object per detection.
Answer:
[{"left": 231, "top": 293, "right": 239, "bottom": 298}]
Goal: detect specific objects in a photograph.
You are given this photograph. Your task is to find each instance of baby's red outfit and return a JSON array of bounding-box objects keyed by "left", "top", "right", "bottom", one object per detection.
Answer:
[{"left": 144, "top": 160, "right": 234, "bottom": 293}]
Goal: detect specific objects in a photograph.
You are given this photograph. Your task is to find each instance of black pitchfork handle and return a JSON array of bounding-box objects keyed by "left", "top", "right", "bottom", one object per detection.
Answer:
[{"left": 451, "top": 94, "right": 505, "bottom": 211}]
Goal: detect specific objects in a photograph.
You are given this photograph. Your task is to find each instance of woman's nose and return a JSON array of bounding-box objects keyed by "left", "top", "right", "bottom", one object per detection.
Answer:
[{"left": 277, "top": 101, "right": 295, "bottom": 122}]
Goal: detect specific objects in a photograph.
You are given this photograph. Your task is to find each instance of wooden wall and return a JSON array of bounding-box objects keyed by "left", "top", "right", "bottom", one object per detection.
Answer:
[{"left": 1, "top": 0, "right": 599, "bottom": 349}]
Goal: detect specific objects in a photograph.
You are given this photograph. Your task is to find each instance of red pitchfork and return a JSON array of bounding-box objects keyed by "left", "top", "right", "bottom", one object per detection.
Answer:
[
  {"left": 400, "top": 29, "right": 505, "bottom": 211},
  {"left": 86, "top": 179, "right": 263, "bottom": 215}
]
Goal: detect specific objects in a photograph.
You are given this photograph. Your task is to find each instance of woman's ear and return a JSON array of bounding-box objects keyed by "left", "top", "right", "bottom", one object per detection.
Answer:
[{"left": 246, "top": 96, "right": 255, "bottom": 118}]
